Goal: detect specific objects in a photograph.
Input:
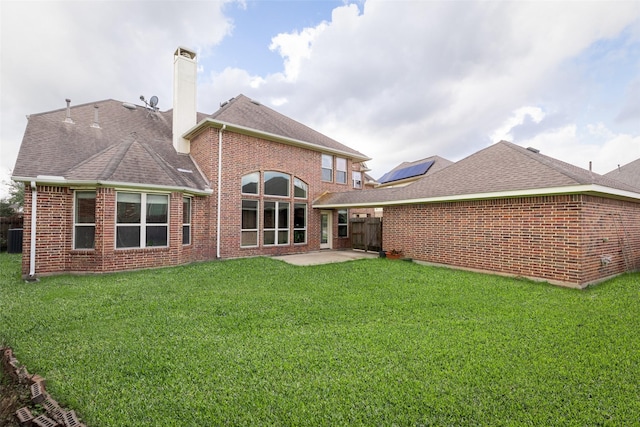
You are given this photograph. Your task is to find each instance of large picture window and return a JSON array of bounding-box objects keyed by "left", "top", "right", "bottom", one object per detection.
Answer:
[
  {"left": 74, "top": 191, "right": 96, "bottom": 249},
  {"left": 116, "top": 192, "right": 168, "bottom": 248}
]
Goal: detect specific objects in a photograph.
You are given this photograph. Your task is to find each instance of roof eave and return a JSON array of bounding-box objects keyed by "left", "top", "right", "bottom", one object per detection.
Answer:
[
  {"left": 312, "top": 184, "right": 640, "bottom": 209},
  {"left": 183, "top": 118, "right": 371, "bottom": 162},
  {"left": 11, "top": 175, "right": 213, "bottom": 196}
]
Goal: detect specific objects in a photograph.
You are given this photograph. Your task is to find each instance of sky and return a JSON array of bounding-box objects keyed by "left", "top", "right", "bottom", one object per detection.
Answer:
[{"left": 1, "top": 0, "right": 639, "bottom": 199}]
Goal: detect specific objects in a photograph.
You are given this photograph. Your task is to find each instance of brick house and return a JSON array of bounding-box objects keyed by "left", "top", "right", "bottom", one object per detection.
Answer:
[
  {"left": 12, "top": 47, "right": 370, "bottom": 278},
  {"left": 315, "top": 141, "right": 640, "bottom": 288}
]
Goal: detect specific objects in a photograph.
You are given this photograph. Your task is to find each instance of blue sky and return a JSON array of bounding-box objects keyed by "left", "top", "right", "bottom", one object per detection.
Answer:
[{"left": 1, "top": 0, "right": 639, "bottom": 198}]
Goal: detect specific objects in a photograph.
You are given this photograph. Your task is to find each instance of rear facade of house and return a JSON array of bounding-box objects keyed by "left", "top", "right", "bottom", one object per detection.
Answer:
[{"left": 13, "top": 48, "right": 369, "bottom": 278}]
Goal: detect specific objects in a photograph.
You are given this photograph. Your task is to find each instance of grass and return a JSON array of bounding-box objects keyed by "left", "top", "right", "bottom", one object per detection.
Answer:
[{"left": 1, "top": 253, "right": 639, "bottom": 426}]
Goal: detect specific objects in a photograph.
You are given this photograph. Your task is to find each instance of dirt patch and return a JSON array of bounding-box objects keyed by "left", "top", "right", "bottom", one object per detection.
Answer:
[{"left": 0, "top": 368, "right": 30, "bottom": 427}]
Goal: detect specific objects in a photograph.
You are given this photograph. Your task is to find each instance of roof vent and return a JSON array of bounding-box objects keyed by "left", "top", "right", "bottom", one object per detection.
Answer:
[
  {"left": 526, "top": 147, "right": 540, "bottom": 153},
  {"left": 122, "top": 102, "right": 137, "bottom": 110},
  {"left": 63, "top": 99, "right": 74, "bottom": 124},
  {"left": 91, "top": 105, "right": 101, "bottom": 129},
  {"left": 250, "top": 99, "right": 261, "bottom": 106}
]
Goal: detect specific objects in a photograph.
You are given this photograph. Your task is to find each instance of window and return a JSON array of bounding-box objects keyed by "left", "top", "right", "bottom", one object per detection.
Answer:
[
  {"left": 264, "top": 171, "right": 290, "bottom": 197},
  {"left": 183, "top": 197, "right": 191, "bottom": 245},
  {"left": 353, "top": 171, "right": 363, "bottom": 189},
  {"left": 338, "top": 209, "right": 348, "bottom": 238},
  {"left": 321, "top": 154, "right": 333, "bottom": 182},
  {"left": 241, "top": 200, "right": 259, "bottom": 247},
  {"left": 241, "top": 172, "right": 259, "bottom": 194},
  {"left": 336, "top": 157, "right": 347, "bottom": 184},
  {"left": 74, "top": 191, "right": 96, "bottom": 249},
  {"left": 264, "top": 201, "right": 289, "bottom": 245},
  {"left": 294, "top": 203, "right": 307, "bottom": 244},
  {"left": 116, "top": 192, "right": 168, "bottom": 248},
  {"left": 294, "top": 178, "right": 307, "bottom": 198}
]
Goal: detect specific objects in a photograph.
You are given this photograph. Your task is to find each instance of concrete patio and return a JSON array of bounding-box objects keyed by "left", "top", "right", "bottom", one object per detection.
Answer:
[{"left": 272, "top": 250, "right": 379, "bottom": 266}]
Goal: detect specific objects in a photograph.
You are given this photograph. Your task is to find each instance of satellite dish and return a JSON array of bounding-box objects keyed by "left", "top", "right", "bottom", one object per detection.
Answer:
[{"left": 149, "top": 96, "right": 158, "bottom": 109}]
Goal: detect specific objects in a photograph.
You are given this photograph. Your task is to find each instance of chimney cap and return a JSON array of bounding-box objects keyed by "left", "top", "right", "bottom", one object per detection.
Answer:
[{"left": 174, "top": 47, "right": 196, "bottom": 60}]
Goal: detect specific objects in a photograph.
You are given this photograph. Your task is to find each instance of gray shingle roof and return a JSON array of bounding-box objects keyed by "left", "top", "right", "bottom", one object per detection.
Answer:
[
  {"left": 314, "top": 141, "right": 640, "bottom": 207},
  {"left": 13, "top": 99, "right": 210, "bottom": 192},
  {"left": 604, "top": 159, "right": 640, "bottom": 191},
  {"left": 205, "top": 94, "right": 368, "bottom": 159}
]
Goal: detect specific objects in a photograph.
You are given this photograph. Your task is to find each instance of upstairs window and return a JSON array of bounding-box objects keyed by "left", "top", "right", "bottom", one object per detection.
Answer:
[
  {"left": 74, "top": 191, "right": 96, "bottom": 249},
  {"left": 321, "top": 154, "right": 333, "bottom": 182},
  {"left": 336, "top": 157, "right": 347, "bottom": 184},
  {"left": 353, "top": 171, "right": 363, "bottom": 189}
]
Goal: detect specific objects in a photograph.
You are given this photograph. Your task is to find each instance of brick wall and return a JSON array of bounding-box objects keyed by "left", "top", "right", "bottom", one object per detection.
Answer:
[
  {"left": 191, "top": 128, "right": 356, "bottom": 259},
  {"left": 383, "top": 194, "right": 640, "bottom": 287}
]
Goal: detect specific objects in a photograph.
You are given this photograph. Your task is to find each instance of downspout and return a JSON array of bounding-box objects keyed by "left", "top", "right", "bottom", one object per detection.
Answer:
[
  {"left": 28, "top": 181, "right": 37, "bottom": 280},
  {"left": 216, "top": 124, "right": 226, "bottom": 258}
]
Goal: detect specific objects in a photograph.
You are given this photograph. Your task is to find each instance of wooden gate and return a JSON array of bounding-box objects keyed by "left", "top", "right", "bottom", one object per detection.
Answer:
[{"left": 350, "top": 217, "right": 382, "bottom": 252}]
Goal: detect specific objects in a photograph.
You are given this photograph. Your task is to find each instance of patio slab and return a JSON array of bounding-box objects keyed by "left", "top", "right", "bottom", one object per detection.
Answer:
[{"left": 272, "top": 250, "right": 379, "bottom": 266}]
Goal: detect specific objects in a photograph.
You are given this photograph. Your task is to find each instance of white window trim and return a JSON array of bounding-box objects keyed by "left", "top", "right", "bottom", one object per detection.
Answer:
[
  {"left": 294, "top": 203, "right": 307, "bottom": 245},
  {"left": 336, "top": 157, "right": 347, "bottom": 184},
  {"left": 73, "top": 191, "right": 96, "bottom": 250},
  {"left": 263, "top": 200, "right": 290, "bottom": 246},
  {"left": 183, "top": 196, "right": 191, "bottom": 246},
  {"left": 241, "top": 199, "right": 260, "bottom": 248},
  {"left": 321, "top": 154, "right": 333, "bottom": 182},
  {"left": 115, "top": 192, "right": 169, "bottom": 249}
]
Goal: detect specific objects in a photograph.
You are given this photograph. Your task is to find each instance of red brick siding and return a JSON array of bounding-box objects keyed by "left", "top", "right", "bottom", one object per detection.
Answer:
[
  {"left": 191, "top": 128, "right": 355, "bottom": 259},
  {"left": 383, "top": 195, "right": 640, "bottom": 287}
]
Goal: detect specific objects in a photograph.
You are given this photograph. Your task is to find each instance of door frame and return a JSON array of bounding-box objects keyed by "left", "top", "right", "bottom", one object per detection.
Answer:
[{"left": 320, "top": 210, "right": 332, "bottom": 249}]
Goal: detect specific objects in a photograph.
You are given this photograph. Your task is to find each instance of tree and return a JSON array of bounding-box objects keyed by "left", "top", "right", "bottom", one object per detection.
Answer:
[{"left": 8, "top": 180, "right": 24, "bottom": 209}]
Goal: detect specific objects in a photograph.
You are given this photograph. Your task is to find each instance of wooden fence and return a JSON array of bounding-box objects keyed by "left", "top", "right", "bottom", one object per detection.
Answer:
[{"left": 350, "top": 217, "right": 382, "bottom": 252}]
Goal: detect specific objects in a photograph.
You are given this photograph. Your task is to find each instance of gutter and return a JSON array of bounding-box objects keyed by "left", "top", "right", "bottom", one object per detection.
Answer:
[
  {"left": 28, "top": 181, "right": 37, "bottom": 281},
  {"left": 312, "top": 184, "right": 640, "bottom": 209},
  {"left": 11, "top": 176, "right": 213, "bottom": 196},
  {"left": 216, "top": 124, "right": 226, "bottom": 258},
  {"left": 182, "top": 118, "right": 371, "bottom": 163}
]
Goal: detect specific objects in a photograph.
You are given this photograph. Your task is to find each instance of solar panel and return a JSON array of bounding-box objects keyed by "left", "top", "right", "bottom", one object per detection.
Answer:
[{"left": 379, "top": 160, "right": 434, "bottom": 184}]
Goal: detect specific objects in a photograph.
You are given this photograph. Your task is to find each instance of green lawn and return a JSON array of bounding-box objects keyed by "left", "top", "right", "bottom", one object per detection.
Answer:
[{"left": 1, "top": 253, "right": 639, "bottom": 426}]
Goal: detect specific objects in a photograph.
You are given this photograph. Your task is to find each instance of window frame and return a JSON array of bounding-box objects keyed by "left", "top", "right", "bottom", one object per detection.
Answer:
[
  {"left": 294, "top": 203, "right": 307, "bottom": 244},
  {"left": 73, "top": 190, "right": 96, "bottom": 250},
  {"left": 336, "top": 157, "right": 347, "bottom": 184},
  {"left": 182, "top": 196, "right": 191, "bottom": 246},
  {"left": 352, "top": 171, "right": 363, "bottom": 189},
  {"left": 263, "top": 201, "right": 290, "bottom": 246},
  {"left": 115, "top": 192, "right": 169, "bottom": 249},
  {"left": 241, "top": 199, "right": 259, "bottom": 247},
  {"left": 338, "top": 209, "right": 349, "bottom": 238},
  {"left": 241, "top": 172, "right": 260, "bottom": 195},
  {"left": 321, "top": 154, "right": 333, "bottom": 182}
]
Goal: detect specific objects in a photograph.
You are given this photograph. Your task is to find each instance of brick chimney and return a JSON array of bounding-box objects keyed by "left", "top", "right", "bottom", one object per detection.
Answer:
[{"left": 172, "top": 47, "right": 197, "bottom": 154}]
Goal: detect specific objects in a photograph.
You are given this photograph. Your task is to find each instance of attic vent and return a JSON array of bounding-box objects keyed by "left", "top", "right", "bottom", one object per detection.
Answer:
[
  {"left": 63, "top": 99, "right": 74, "bottom": 124},
  {"left": 250, "top": 99, "right": 261, "bottom": 106},
  {"left": 177, "top": 168, "right": 193, "bottom": 173},
  {"left": 220, "top": 101, "right": 229, "bottom": 107},
  {"left": 526, "top": 147, "right": 540, "bottom": 153},
  {"left": 122, "top": 102, "right": 137, "bottom": 110}
]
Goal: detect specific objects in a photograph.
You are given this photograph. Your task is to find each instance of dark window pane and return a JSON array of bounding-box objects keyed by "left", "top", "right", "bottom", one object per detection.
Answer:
[
  {"left": 294, "top": 204, "right": 306, "bottom": 228},
  {"left": 278, "top": 202, "right": 289, "bottom": 228},
  {"left": 76, "top": 192, "right": 96, "bottom": 223},
  {"left": 146, "top": 226, "right": 168, "bottom": 247},
  {"left": 182, "top": 225, "right": 190, "bottom": 245},
  {"left": 242, "top": 173, "right": 259, "bottom": 194},
  {"left": 264, "top": 172, "right": 290, "bottom": 196},
  {"left": 146, "top": 194, "right": 168, "bottom": 223},
  {"left": 264, "top": 202, "right": 275, "bottom": 228},
  {"left": 294, "top": 178, "right": 307, "bottom": 198},
  {"left": 242, "top": 200, "right": 258, "bottom": 229},
  {"left": 278, "top": 230, "right": 289, "bottom": 245},
  {"left": 264, "top": 230, "right": 275, "bottom": 245},
  {"left": 242, "top": 231, "right": 257, "bottom": 246},
  {"left": 116, "top": 226, "right": 140, "bottom": 248},
  {"left": 117, "top": 193, "right": 141, "bottom": 224},
  {"left": 75, "top": 226, "right": 95, "bottom": 249},
  {"left": 183, "top": 198, "right": 191, "bottom": 224},
  {"left": 294, "top": 230, "right": 306, "bottom": 244}
]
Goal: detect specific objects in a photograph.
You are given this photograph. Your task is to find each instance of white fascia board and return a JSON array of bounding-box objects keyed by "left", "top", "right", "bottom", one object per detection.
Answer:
[
  {"left": 312, "top": 184, "right": 640, "bottom": 209},
  {"left": 12, "top": 176, "right": 213, "bottom": 196},
  {"left": 183, "top": 118, "right": 371, "bottom": 163}
]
